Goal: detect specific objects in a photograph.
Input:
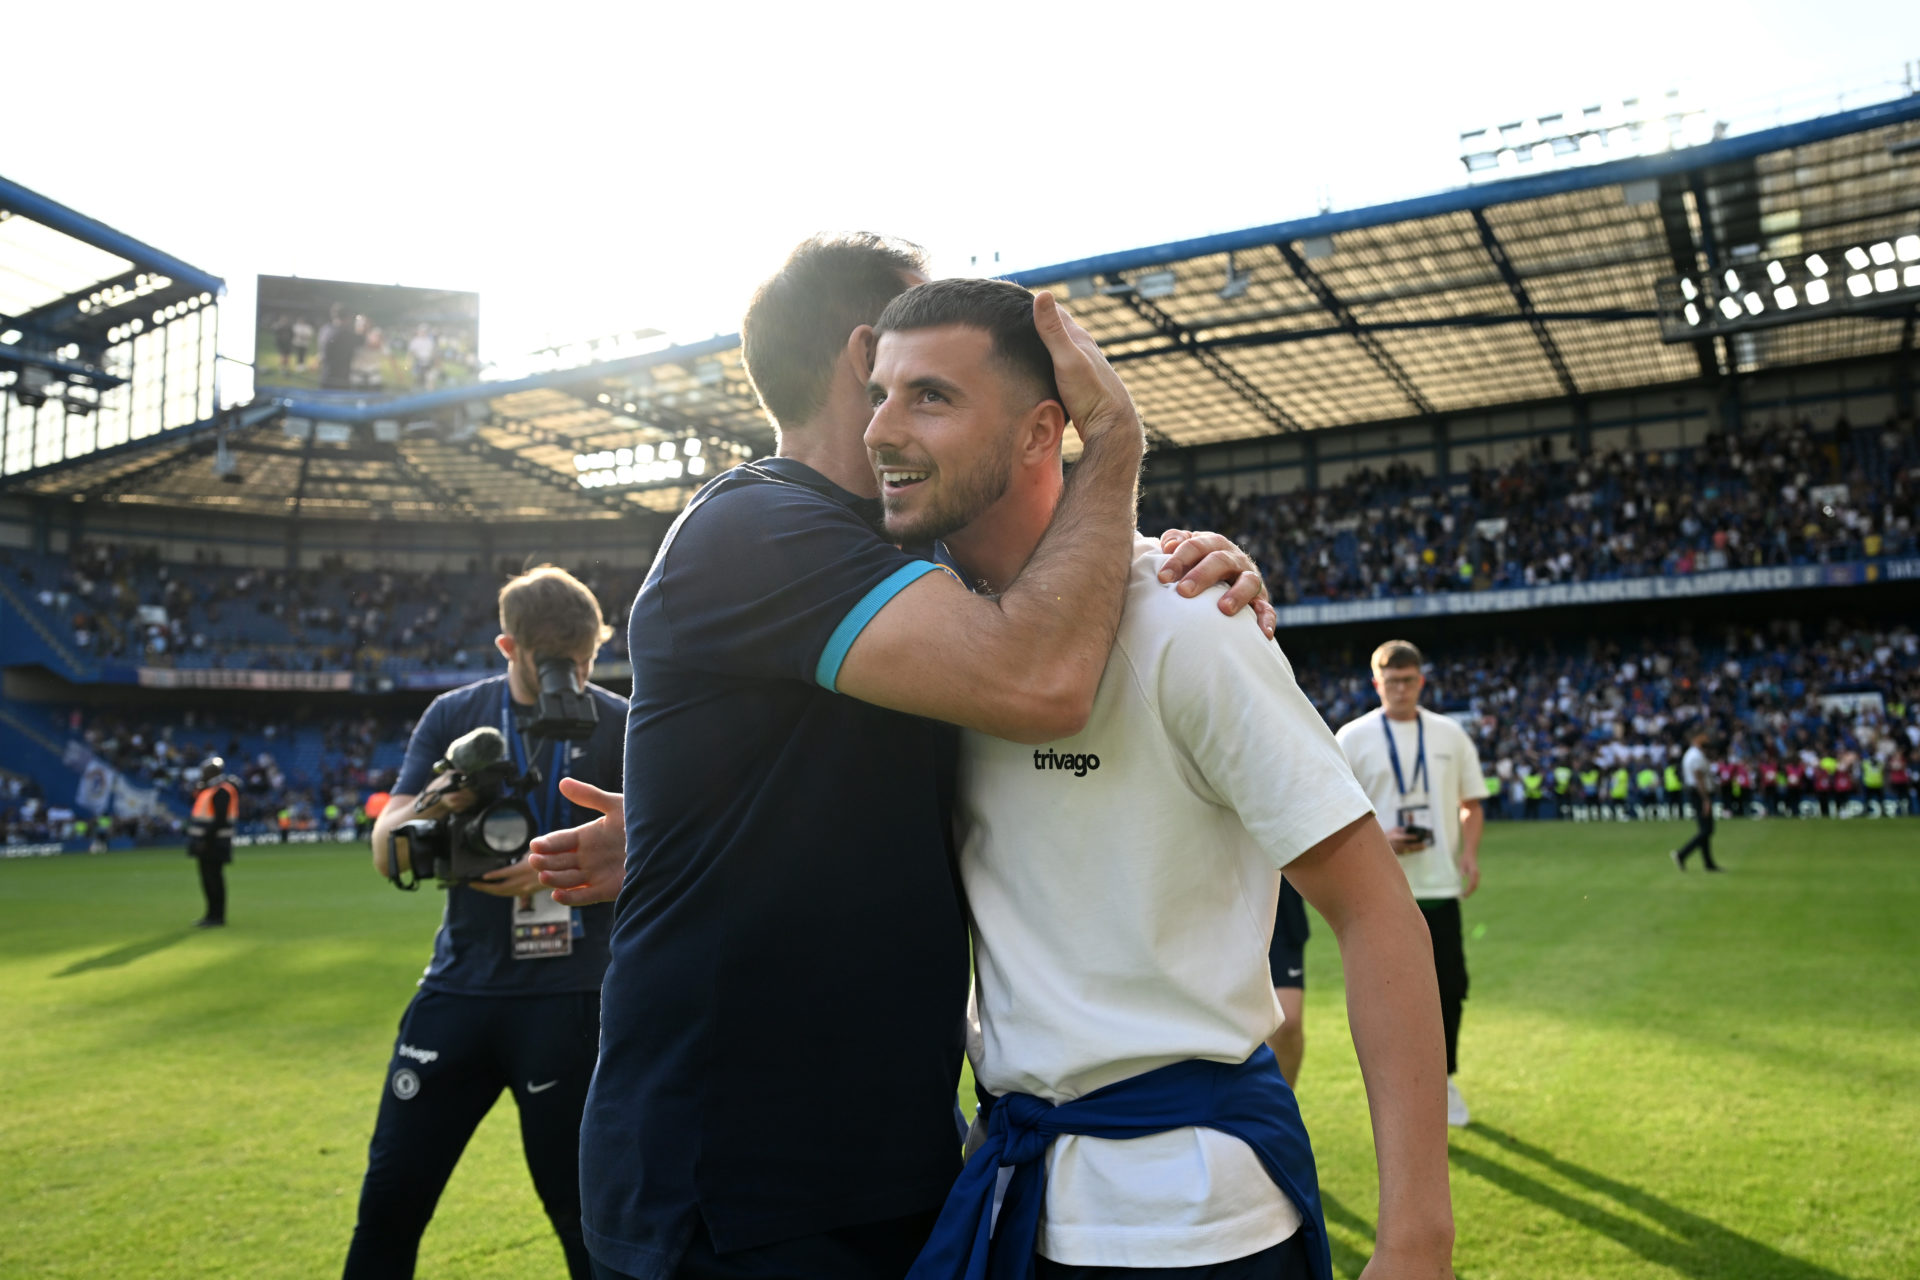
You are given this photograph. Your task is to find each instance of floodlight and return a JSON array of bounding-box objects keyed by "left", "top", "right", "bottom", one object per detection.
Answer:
[
  {"left": 1718, "top": 297, "right": 1741, "bottom": 319},
  {"left": 1907, "top": 265, "right": 1920, "bottom": 288},
  {"left": 684, "top": 438, "right": 702, "bottom": 455},
  {"left": 1135, "top": 270, "right": 1177, "bottom": 299},
  {"left": 1845, "top": 246, "right": 1870, "bottom": 270},
  {"left": 1869, "top": 241, "right": 1895, "bottom": 266},
  {"left": 636, "top": 443, "right": 655, "bottom": 463},
  {"left": 616, "top": 447, "right": 633, "bottom": 466},
  {"left": 1219, "top": 251, "right": 1253, "bottom": 300},
  {"left": 687, "top": 456, "right": 707, "bottom": 476},
  {"left": 1806, "top": 278, "right": 1831, "bottom": 304},
  {"left": 659, "top": 441, "right": 676, "bottom": 460},
  {"left": 616, "top": 465, "right": 635, "bottom": 485},
  {"left": 1679, "top": 278, "right": 1698, "bottom": 300},
  {"left": 1773, "top": 286, "right": 1797, "bottom": 309},
  {"left": 573, "top": 454, "right": 589, "bottom": 471},
  {"left": 1684, "top": 302, "right": 1701, "bottom": 325},
  {"left": 1847, "top": 274, "right": 1872, "bottom": 297},
  {"left": 1898, "top": 235, "right": 1920, "bottom": 262},
  {"left": 1723, "top": 269, "right": 1740, "bottom": 291},
  {"left": 1874, "top": 268, "right": 1897, "bottom": 292},
  {"left": 1743, "top": 292, "right": 1763, "bottom": 315},
  {"left": 1766, "top": 261, "right": 1786, "bottom": 285},
  {"left": 1806, "top": 254, "right": 1828, "bottom": 277}
]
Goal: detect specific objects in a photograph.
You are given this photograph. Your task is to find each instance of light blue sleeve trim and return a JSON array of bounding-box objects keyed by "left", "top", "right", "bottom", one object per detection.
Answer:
[{"left": 814, "top": 560, "right": 944, "bottom": 692}]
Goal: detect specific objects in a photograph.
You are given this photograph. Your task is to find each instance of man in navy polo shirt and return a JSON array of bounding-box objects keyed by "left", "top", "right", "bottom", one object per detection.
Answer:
[
  {"left": 344, "top": 566, "right": 624, "bottom": 1280},
  {"left": 530, "top": 235, "right": 1271, "bottom": 1280}
]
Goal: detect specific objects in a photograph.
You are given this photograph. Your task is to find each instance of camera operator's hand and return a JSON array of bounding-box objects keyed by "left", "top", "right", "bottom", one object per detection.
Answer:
[
  {"left": 528, "top": 778, "right": 626, "bottom": 906},
  {"left": 468, "top": 857, "right": 544, "bottom": 899},
  {"left": 411, "top": 774, "right": 477, "bottom": 821}
]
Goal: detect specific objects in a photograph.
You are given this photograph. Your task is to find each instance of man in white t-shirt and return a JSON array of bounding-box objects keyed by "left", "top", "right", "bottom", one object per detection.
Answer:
[
  {"left": 1334, "top": 642, "right": 1485, "bottom": 1128},
  {"left": 860, "top": 278, "right": 1453, "bottom": 1280}
]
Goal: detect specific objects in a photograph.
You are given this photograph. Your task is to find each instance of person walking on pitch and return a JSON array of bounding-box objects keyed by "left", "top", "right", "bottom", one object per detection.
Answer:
[{"left": 1671, "top": 731, "right": 1722, "bottom": 872}]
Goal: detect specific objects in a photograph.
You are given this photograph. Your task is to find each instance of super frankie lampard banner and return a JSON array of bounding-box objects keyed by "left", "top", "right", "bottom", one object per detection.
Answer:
[{"left": 1273, "top": 557, "right": 1920, "bottom": 629}]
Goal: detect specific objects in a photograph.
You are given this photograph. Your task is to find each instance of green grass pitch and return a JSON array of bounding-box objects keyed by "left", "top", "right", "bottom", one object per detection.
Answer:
[{"left": 3, "top": 820, "right": 1916, "bottom": 1278}]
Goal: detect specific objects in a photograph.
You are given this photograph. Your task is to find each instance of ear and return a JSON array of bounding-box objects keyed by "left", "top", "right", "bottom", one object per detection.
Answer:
[
  {"left": 494, "top": 633, "right": 515, "bottom": 663},
  {"left": 1021, "top": 399, "right": 1070, "bottom": 468},
  {"left": 846, "top": 324, "right": 878, "bottom": 383}
]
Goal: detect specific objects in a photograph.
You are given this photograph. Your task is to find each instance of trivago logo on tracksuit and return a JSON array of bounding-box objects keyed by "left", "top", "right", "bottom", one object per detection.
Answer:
[{"left": 1033, "top": 748, "right": 1101, "bottom": 777}]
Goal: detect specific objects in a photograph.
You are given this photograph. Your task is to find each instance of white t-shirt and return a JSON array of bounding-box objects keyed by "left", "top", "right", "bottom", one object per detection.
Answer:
[
  {"left": 958, "top": 535, "right": 1374, "bottom": 1268},
  {"left": 1682, "top": 745, "right": 1710, "bottom": 790},
  {"left": 1335, "top": 707, "right": 1484, "bottom": 900}
]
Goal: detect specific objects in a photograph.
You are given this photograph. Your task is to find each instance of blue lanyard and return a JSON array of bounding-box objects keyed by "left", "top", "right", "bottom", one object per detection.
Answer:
[
  {"left": 501, "top": 684, "right": 567, "bottom": 833},
  {"left": 1382, "top": 713, "right": 1427, "bottom": 797}
]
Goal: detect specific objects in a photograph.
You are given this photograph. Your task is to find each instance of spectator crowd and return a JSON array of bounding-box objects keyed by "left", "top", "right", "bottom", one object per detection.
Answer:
[
  {"left": 1296, "top": 619, "right": 1920, "bottom": 819},
  {"left": 1141, "top": 415, "right": 1919, "bottom": 604}
]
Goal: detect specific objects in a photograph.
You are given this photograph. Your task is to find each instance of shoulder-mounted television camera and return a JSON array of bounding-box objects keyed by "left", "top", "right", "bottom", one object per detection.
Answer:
[
  {"left": 386, "top": 726, "right": 538, "bottom": 890},
  {"left": 527, "top": 653, "right": 598, "bottom": 741}
]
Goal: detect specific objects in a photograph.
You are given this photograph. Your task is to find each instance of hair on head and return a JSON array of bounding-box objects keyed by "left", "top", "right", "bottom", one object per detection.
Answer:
[
  {"left": 873, "top": 277, "right": 1061, "bottom": 409},
  {"left": 498, "top": 565, "right": 614, "bottom": 656},
  {"left": 1371, "top": 639, "right": 1424, "bottom": 673},
  {"left": 741, "top": 233, "right": 928, "bottom": 430}
]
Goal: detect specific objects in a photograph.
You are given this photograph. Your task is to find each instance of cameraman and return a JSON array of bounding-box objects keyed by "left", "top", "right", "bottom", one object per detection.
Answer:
[{"left": 344, "top": 566, "right": 624, "bottom": 1280}]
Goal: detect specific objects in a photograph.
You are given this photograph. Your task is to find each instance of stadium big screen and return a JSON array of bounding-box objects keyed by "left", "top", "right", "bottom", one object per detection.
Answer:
[{"left": 253, "top": 274, "right": 480, "bottom": 396}]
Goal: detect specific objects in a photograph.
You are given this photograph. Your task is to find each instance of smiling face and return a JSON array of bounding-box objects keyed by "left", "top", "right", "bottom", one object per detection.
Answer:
[{"left": 863, "top": 325, "right": 1029, "bottom": 545}]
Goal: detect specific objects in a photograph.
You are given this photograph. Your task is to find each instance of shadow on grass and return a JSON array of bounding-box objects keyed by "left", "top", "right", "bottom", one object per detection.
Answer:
[
  {"left": 1453, "top": 1123, "right": 1849, "bottom": 1280},
  {"left": 1318, "top": 1189, "right": 1376, "bottom": 1279},
  {"left": 54, "top": 931, "right": 191, "bottom": 978}
]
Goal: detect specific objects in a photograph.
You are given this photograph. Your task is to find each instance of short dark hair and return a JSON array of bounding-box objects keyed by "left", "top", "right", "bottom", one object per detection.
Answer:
[
  {"left": 741, "top": 233, "right": 927, "bottom": 430},
  {"left": 873, "top": 277, "right": 1060, "bottom": 409}
]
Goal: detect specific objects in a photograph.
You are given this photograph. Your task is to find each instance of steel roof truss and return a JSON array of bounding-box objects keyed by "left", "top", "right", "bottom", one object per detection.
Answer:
[
  {"left": 1276, "top": 242, "right": 1437, "bottom": 418},
  {"left": 1470, "top": 210, "right": 1580, "bottom": 399},
  {"left": 1102, "top": 273, "right": 1301, "bottom": 436}
]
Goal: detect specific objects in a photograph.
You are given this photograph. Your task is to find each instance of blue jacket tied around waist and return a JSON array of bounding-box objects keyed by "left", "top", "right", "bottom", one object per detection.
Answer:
[{"left": 906, "top": 1046, "right": 1330, "bottom": 1280}]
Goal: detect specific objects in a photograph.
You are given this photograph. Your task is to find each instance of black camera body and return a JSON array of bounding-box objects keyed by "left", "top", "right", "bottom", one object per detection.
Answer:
[
  {"left": 387, "top": 726, "right": 538, "bottom": 890},
  {"left": 526, "top": 653, "right": 598, "bottom": 741}
]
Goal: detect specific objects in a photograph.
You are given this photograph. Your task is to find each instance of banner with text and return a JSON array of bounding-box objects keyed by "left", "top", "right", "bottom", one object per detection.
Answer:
[{"left": 1274, "top": 558, "right": 1920, "bottom": 629}]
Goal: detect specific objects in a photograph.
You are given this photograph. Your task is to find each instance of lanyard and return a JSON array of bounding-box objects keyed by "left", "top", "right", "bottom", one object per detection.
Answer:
[
  {"left": 501, "top": 684, "right": 567, "bottom": 833},
  {"left": 1382, "top": 713, "right": 1427, "bottom": 798}
]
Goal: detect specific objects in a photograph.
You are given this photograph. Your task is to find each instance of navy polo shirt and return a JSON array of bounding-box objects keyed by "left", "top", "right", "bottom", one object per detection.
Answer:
[
  {"left": 582, "top": 458, "right": 971, "bottom": 1274},
  {"left": 394, "top": 674, "right": 624, "bottom": 996}
]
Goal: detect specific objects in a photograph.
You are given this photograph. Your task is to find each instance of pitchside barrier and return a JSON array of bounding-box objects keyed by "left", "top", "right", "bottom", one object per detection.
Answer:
[{"left": 1521, "top": 798, "right": 1917, "bottom": 822}]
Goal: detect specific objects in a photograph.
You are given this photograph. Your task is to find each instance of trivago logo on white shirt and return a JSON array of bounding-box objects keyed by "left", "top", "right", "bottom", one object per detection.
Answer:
[
  {"left": 956, "top": 536, "right": 1373, "bottom": 1270},
  {"left": 1031, "top": 748, "right": 1101, "bottom": 776}
]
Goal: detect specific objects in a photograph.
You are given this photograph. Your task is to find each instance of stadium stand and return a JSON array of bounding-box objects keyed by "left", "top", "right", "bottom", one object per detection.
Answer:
[
  {"left": 1140, "top": 412, "right": 1919, "bottom": 603},
  {"left": 4, "top": 89, "right": 1919, "bottom": 849},
  {"left": 1288, "top": 619, "right": 1920, "bottom": 821}
]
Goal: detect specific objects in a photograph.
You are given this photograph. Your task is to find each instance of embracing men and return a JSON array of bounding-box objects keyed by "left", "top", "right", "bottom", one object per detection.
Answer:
[{"left": 532, "top": 240, "right": 1452, "bottom": 1280}]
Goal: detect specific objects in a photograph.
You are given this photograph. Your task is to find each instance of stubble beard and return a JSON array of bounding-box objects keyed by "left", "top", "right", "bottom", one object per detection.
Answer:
[{"left": 880, "top": 434, "right": 1017, "bottom": 546}]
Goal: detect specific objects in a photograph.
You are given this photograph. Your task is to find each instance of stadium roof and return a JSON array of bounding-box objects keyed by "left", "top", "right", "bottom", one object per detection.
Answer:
[
  {"left": 7, "top": 92, "right": 1919, "bottom": 522},
  {"left": 0, "top": 176, "right": 226, "bottom": 395}
]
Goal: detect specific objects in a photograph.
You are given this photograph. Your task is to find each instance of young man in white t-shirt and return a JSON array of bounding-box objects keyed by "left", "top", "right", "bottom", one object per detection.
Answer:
[
  {"left": 859, "top": 278, "right": 1453, "bottom": 1280},
  {"left": 1333, "top": 642, "right": 1485, "bottom": 1128}
]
